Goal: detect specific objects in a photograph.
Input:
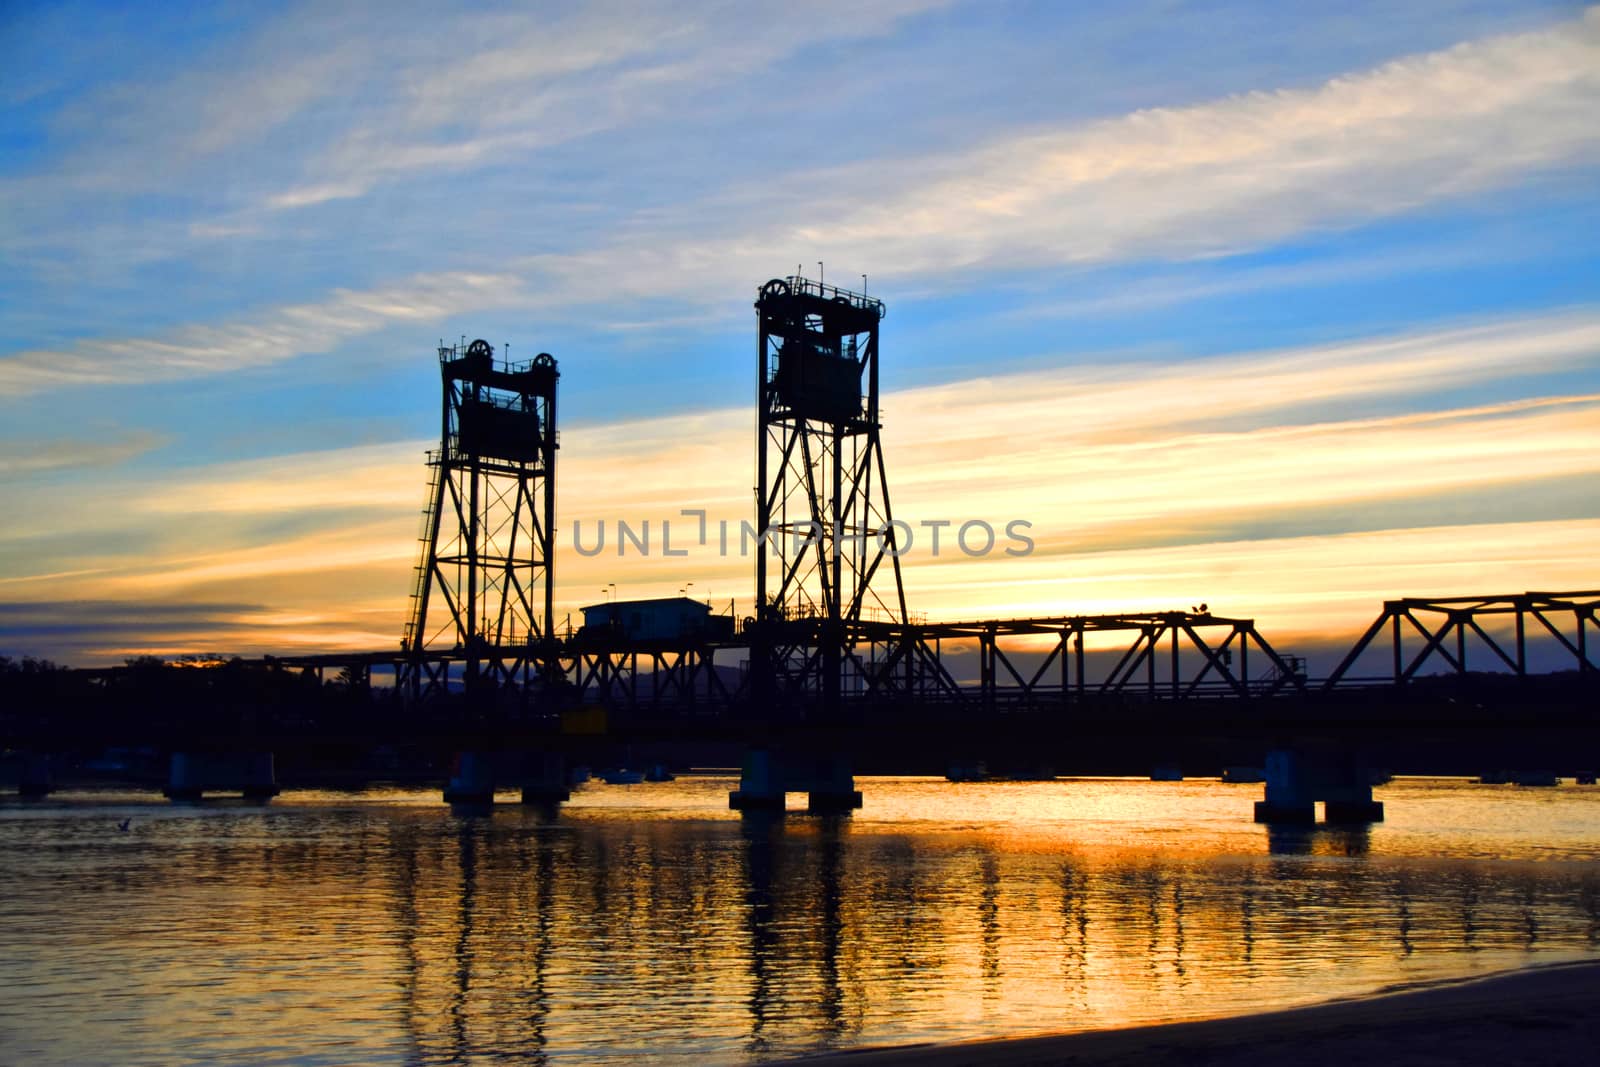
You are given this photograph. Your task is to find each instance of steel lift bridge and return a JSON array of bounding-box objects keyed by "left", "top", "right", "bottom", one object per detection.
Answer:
[
  {"left": 385, "top": 288, "right": 1599, "bottom": 723},
  {"left": 16, "top": 285, "right": 1596, "bottom": 806}
]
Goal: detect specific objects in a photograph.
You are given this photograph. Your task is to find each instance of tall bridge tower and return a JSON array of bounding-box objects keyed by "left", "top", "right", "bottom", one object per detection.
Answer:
[
  {"left": 401, "top": 339, "right": 558, "bottom": 701},
  {"left": 753, "top": 276, "right": 908, "bottom": 714}
]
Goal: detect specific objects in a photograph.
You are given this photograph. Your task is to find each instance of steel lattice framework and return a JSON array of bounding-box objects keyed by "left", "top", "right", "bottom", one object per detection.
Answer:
[
  {"left": 752, "top": 276, "right": 907, "bottom": 714},
  {"left": 1324, "top": 591, "right": 1600, "bottom": 687},
  {"left": 400, "top": 340, "right": 558, "bottom": 700},
  {"left": 916, "top": 610, "right": 1308, "bottom": 706}
]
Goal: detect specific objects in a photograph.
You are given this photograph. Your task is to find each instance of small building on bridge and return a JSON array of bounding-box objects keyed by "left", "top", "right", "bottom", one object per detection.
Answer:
[{"left": 579, "top": 597, "right": 733, "bottom": 642}]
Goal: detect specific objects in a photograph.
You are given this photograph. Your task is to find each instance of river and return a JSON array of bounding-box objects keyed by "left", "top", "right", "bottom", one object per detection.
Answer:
[{"left": 1, "top": 776, "right": 1597, "bottom": 1064}]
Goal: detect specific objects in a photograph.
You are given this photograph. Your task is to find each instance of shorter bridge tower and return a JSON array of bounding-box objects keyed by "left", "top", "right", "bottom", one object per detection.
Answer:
[{"left": 401, "top": 339, "right": 558, "bottom": 702}]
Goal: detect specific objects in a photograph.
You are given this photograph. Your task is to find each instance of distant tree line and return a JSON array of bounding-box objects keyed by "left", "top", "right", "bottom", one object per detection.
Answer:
[{"left": 1, "top": 654, "right": 386, "bottom": 747}]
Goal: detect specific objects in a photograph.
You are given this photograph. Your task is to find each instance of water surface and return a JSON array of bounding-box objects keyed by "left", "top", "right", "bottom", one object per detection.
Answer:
[{"left": 1, "top": 776, "right": 1597, "bottom": 1064}]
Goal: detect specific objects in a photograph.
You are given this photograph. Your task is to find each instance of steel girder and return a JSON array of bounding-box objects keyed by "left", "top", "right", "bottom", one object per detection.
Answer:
[{"left": 1323, "top": 591, "right": 1600, "bottom": 687}]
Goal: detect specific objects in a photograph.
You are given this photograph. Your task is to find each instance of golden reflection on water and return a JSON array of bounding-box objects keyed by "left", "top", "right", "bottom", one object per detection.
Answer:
[{"left": 0, "top": 778, "right": 1597, "bottom": 1065}]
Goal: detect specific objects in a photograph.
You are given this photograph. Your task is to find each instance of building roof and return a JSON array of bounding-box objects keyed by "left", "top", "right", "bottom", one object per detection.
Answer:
[{"left": 579, "top": 596, "right": 710, "bottom": 614}]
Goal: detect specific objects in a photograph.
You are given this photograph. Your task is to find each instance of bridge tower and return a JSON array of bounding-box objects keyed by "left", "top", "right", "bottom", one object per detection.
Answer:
[
  {"left": 401, "top": 339, "right": 559, "bottom": 703},
  {"left": 753, "top": 276, "right": 908, "bottom": 717}
]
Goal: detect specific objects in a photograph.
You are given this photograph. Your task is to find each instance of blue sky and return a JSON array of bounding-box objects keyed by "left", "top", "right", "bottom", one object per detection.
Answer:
[{"left": 1, "top": 1, "right": 1597, "bottom": 664}]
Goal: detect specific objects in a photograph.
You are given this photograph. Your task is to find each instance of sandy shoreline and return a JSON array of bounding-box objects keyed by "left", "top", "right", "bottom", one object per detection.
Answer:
[{"left": 783, "top": 958, "right": 1600, "bottom": 1065}]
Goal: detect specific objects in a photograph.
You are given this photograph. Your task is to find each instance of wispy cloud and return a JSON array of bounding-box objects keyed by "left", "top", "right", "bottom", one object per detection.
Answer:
[
  {"left": 132, "top": 442, "right": 429, "bottom": 516},
  {"left": 6, "top": 307, "right": 1596, "bottom": 659},
  {"left": 6, "top": 9, "right": 1594, "bottom": 401},
  {"left": 809, "top": 9, "right": 1600, "bottom": 270},
  {"left": 261, "top": 0, "right": 953, "bottom": 210},
  {"left": 0, "top": 430, "right": 165, "bottom": 477},
  {"left": 102, "top": 520, "right": 414, "bottom": 594},
  {"left": 0, "top": 272, "right": 522, "bottom": 395},
  {"left": 884, "top": 310, "right": 1600, "bottom": 450},
  {"left": 0, "top": 597, "right": 387, "bottom": 663},
  {"left": 989, "top": 237, "right": 1559, "bottom": 323},
  {"left": 510, "top": 9, "right": 1600, "bottom": 306}
]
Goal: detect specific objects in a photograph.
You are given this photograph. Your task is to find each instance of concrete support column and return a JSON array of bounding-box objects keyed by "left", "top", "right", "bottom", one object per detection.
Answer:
[
  {"left": 164, "top": 752, "right": 279, "bottom": 801},
  {"left": 444, "top": 751, "right": 496, "bottom": 805},
  {"left": 1254, "top": 749, "right": 1315, "bottom": 824},
  {"left": 729, "top": 749, "right": 786, "bottom": 812},
  {"left": 805, "top": 753, "right": 862, "bottom": 814},
  {"left": 519, "top": 751, "right": 570, "bottom": 805},
  {"left": 165, "top": 752, "right": 203, "bottom": 800},
  {"left": 240, "top": 753, "right": 280, "bottom": 800},
  {"left": 1323, "top": 782, "right": 1384, "bottom": 823},
  {"left": 19, "top": 753, "right": 53, "bottom": 797},
  {"left": 1254, "top": 747, "right": 1384, "bottom": 824},
  {"left": 729, "top": 748, "right": 864, "bottom": 813}
]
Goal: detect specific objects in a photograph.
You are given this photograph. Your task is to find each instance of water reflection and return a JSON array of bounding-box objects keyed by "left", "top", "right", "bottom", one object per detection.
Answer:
[
  {"left": 376, "top": 813, "right": 1599, "bottom": 1062},
  {"left": 814, "top": 819, "right": 846, "bottom": 1046},
  {"left": 741, "top": 811, "right": 779, "bottom": 1057},
  {"left": 1059, "top": 862, "right": 1092, "bottom": 1009},
  {"left": 448, "top": 820, "right": 476, "bottom": 1062},
  {"left": 1, "top": 783, "right": 1598, "bottom": 1066},
  {"left": 978, "top": 852, "right": 1000, "bottom": 992},
  {"left": 1264, "top": 824, "right": 1371, "bottom": 856}
]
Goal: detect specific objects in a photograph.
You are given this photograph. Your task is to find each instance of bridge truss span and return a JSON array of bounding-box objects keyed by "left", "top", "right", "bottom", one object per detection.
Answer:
[
  {"left": 920, "top": 609, "right": 1307, "bottom": 708},
  {"left": 552, "top": 607, "right": 1307, "bottom": 719},
  {"left": 1324, "top": 590, "right": 1600, "bottom": 688}
]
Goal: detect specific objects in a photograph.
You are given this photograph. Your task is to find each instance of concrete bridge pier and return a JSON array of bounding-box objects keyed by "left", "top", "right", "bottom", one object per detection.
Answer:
[
  {"left": 164, "top": 752, "right": 280, "bottom": 801},
  {"left": 1254, "top": 748, "right": 1383, "bottom": 824},
  {"left": 518, "top": 751, "right": 570, "bottom": 805},
  {"left": 728, "top": 749, "right": 862, "bottom": 814},
  {"left": 18, "top": 753, "right": 54, "bottom": 797},
  {"left": 443, "top": 751, "right": 496, "bottom": 805},
  {"left": 804, "top": 753, "right": 863, "bottom": 814},
  {"left": 729, "top": 749, "right": 786, "bottom": 812},
  {"left": 1322, "top": 784, "right": 1385, "bottom": 823},
  {"left": 445, "top": 751, "right": 571, "bottom": 806}
]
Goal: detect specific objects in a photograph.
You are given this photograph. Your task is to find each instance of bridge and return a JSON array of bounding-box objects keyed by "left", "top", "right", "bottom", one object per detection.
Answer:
[{"left": 4, "top": 277, "right": 1596, "bottom": 816}]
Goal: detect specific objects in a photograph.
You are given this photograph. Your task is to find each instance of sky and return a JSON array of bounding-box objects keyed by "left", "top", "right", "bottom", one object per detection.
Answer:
[{"left": 0, "top": 1, "right": 1597, "bottom": 668}]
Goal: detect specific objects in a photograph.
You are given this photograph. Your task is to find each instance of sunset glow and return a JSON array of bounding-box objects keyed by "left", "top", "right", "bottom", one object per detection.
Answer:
[{"left": 2, "top": 4, "right": 1596, "bottom": 664}]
